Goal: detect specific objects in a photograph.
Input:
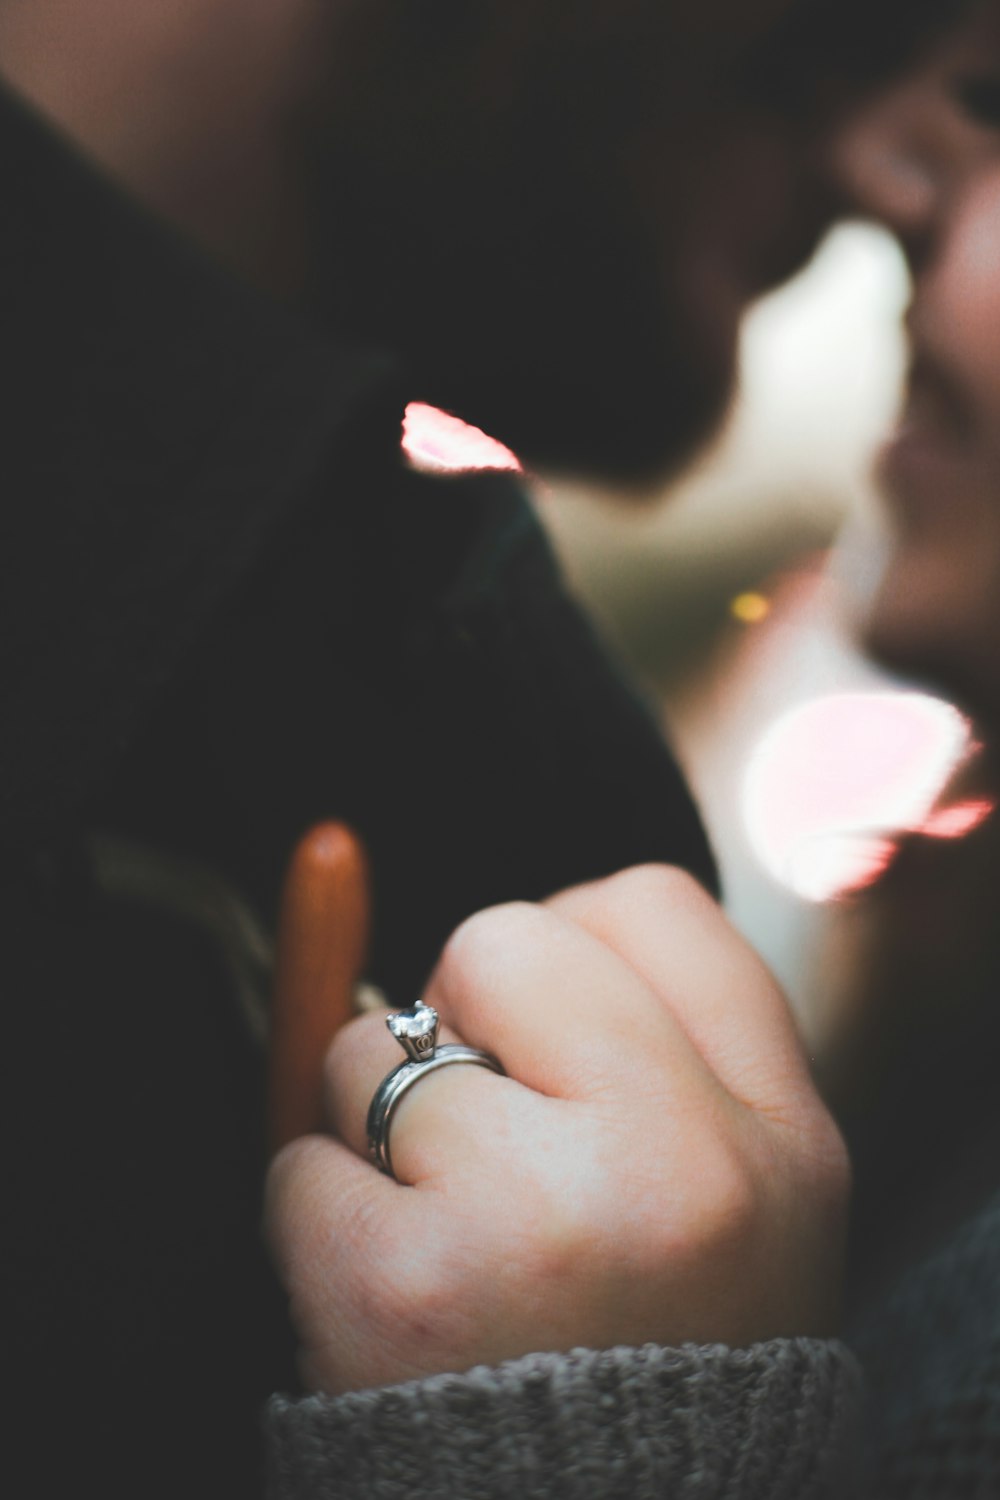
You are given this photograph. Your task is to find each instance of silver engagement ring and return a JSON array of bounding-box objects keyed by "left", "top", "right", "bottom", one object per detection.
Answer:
[{"left": 366, "top": 1003, "right": 504, "bottom": 1179}]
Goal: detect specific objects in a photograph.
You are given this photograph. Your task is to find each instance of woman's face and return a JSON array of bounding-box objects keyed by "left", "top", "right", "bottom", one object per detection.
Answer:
[{"left": 831, "top": 3, "right": 1000, "bottom": 723}]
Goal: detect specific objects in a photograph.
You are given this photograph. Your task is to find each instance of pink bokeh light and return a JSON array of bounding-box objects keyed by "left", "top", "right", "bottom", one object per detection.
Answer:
[
  {"left": 402, "top": 403, "right": 523, "bottom": 475},
  {"left": 743, "top": 692, "right": 995, "bottom": 901},
  {"left": 921, "top": 799, "right": 996, "bottom": 841}
]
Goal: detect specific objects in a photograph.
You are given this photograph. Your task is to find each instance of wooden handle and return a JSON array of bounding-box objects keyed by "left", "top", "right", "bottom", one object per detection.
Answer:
[{"left": 268, "top": 823, "right": 372, "bottom": 1152}]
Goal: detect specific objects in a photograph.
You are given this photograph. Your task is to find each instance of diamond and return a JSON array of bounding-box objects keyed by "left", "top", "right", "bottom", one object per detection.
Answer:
[{"left": 386, "top": 1004, "right": 440, "bottom": 1062}]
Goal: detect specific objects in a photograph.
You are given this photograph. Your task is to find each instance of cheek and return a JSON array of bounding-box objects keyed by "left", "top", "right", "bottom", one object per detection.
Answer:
[
  {"left": 882, "top": 171, "right": 1000, "bottom": 701},
  {"left": 927, "top": 175, "right": 1000, "bottom": 420}
]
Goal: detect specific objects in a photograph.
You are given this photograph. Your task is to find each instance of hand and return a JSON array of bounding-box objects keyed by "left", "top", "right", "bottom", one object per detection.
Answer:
[{"left": 265, "top": 866, "right": 849, "bottom": 1396}]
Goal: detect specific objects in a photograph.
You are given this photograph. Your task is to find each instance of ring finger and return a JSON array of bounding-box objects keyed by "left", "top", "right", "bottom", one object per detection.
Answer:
[{"left": 323, "top": 1006, "right": 538, "bottom": 1186}]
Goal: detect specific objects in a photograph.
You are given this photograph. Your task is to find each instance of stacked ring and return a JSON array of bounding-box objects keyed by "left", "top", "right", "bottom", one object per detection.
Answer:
[{"left": 366, "top": 1004, "right": 504, "bottom": 1178}]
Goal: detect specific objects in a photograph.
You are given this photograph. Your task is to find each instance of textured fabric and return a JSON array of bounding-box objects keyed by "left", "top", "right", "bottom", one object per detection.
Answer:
[
  {"left": 0, "top": 83, "right": 718, "bottom": 1500},
  {"left": 260, "top": 1138, "right": 1000, "bottom": 1500},
  {"left": 850, "top": 1189, "right": 1000, "bottom": 1499},
  {"left": 266, "top": 1341, "right": 862, "bottom": 1500},
  {"left": 18, "top": 57, "right": 1000, "bottom": 1500},
  {"left": 0, "top": 83, "right": 396, "bottom": 835}
]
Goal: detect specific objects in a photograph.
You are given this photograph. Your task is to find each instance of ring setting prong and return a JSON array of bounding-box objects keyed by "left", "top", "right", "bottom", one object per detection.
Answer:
[{"left": 386, "top": 1003, "right": 440, "bottom": 1063}]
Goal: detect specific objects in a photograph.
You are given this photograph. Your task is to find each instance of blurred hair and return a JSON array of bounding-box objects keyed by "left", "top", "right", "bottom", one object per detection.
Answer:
[
  {"left": 322, "top": 0, "right": 979, "bottom": 153},
  {"left": 741, "top": 0, "right": 981, "bottom": 112},
  {"left": 304, "top": 0, "right": 983, "bottom": 481}
]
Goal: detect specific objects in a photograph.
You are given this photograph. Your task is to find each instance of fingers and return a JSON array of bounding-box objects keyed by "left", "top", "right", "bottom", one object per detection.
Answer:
[
  {"left": 322, "top": 1009, "right": 544, "bottom": 1185},
  {"left": 265, "top": 1133, "right": 434, "bottom": 1392},
  {"left": 546, "top": 865, "right": 813, "bottom": 1113},
  {"left": 296, "top": 867, "right": 801, "bottom": 1198},
  {"left": 320, "top": 888, "right": 719, "bottom": 1182},
  {"left": 321, "top": 896, "right": 720, "bottom": 1185},
  {"left": 268, "top": 824, "right": 371, "bottom": 1152},
  {"left": 266, "top": 870, "right": 850, "bottom": 1400},
  {"left": 421, "top": 900, "right": 716, "bottom": 1104}
]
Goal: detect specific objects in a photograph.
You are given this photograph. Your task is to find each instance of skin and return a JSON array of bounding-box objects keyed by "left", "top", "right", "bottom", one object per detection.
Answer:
[
  {"left": 0, "top": 0, "right": 956, "bottom": 483},
  {"left": 269, "top": 8, "right": 1000, "bottom": 1398},
  {"left": 295, "top": 0, "right": 948, "bottom": 483},
  {"left": 0, "top": 0, "right": 987, "bottom": 1395},
  {"left": 0, "top": 0, "right": 334, "bottom": 291},
  {"left": 829, "top": 1, "right": 1000, "bottom": 728},
  {"left": 268, "top": 868, "right": 848, "bottom": 1394}
]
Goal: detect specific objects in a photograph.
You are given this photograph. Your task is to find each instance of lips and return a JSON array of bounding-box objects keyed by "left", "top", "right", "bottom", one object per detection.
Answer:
[
  {"left": 900, "top": 354, "right": 976, "bottom": 445},
  {"left": 878, "top": 352, "right": 980, "bottom": 522}
]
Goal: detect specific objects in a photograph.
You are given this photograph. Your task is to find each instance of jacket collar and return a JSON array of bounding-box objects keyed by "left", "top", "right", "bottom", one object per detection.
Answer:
[{"left": 0, "top": 85, "right": 402, "bottom": 829}]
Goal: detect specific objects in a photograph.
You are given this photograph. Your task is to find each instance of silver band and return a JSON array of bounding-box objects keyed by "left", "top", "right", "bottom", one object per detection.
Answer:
[{"left": 366, "top": 1005, "right": 504, "bottom": 1178}]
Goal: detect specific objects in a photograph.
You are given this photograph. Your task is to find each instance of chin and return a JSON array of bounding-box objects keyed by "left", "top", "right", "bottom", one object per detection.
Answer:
[
  {"left": 864, "top": 589, "right": 997, "bottom": 734},
  {"left": 373, "top": 254, "right": 736, "bottom": 489},
  {"left": 305, "top": 132, "right": 737, "bottom": 489},
  {"left": 862, "top": 522, "right": 1000, "bottom": 721},
  {"left": 318, "top": 247, "right": 735, "bottom": 488}
]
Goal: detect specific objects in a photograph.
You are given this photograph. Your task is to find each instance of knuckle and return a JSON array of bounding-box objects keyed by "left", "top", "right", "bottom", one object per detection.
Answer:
[
  {"left": 695, "top": 1136, "right": 760, "bottom": 1246},
  {"left": 539, "top": 1127, "right": 762, "bottom": 1282},
  {"left": 771, "top": 1082, "right": 851, "bottom": 1192},
  {"left": 799, "top": 1107, "right": 852, "bottom": 1208},
  {"left": 507, "top": 1199, "right": 607, "bottom": 1309},
  {"left": 551, "top": 862, "right": 710, "bottom": 925},
  {"left": 520, "top": 1142, "right": 653, "bottom": 1278},
  {"left": 623, "top": 862, "right": 709, "bottom": 903},
  {"left": 435, "top": 900, "right": 543, "bottom": 994},
  {"left": 602, "top": 863, "right": 712, "bottom": 922},
  {"left": 643, "top": 1127, "right": 761, "bottom": 1265}
]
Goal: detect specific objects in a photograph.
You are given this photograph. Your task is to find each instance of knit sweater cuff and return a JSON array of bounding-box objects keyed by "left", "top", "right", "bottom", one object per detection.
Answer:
[{"left": 264, "top": 1338, "right": 861, "bottom": 1499}]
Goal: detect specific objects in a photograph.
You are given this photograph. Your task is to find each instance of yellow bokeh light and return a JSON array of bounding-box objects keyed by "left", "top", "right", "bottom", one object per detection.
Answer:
[{"left": 730, "top": 592, "right": 772, "bottom": 625}]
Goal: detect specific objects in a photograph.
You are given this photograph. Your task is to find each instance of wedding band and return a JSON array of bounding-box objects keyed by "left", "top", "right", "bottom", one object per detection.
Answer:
[{"left": 366, "top": 1004, "right": 504, "bottom": 1179}]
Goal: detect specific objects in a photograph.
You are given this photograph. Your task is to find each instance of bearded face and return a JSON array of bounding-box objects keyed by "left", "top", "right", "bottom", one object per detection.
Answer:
[{"left": 299, "top": 0, "right": 970, "bottom": 483}]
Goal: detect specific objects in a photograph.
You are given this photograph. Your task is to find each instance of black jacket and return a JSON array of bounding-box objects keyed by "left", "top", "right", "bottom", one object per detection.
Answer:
[{"left": 0, "top": 88, "right": 715, "bottom": 1497}]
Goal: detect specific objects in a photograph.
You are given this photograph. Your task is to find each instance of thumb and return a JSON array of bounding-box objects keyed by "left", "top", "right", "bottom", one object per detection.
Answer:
[{"left": 268, "top": 823, "right": 371, "bottom": 1153}]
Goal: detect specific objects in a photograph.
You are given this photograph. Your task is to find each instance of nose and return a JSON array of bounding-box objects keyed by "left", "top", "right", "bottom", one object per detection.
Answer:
[
  {"left": 826, "top": 75, "right": 948, "bottom": 272},
  {"left": 826, "top": 35, "right": 1000, "bottom": 281}
]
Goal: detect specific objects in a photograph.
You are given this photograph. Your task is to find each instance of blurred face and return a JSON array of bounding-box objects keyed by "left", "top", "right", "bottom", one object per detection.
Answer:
[
  {"left": 302, "top": 1, "right": 956, "bottom": 485},
  {"left": 830, "top": 2, "right": 1000, "bottom": 723},
  {"left": 0, "top": 1, "right": 964, "bottom": 483}
]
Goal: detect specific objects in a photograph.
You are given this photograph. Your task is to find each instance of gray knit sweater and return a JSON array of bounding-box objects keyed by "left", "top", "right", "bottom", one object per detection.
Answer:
[
  {"left": 265, "top": 1338, "right": 861, "bottom": 1498},
  {"left": 265, "top": 1186, "right": 1000, "bottom": 1497}
]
